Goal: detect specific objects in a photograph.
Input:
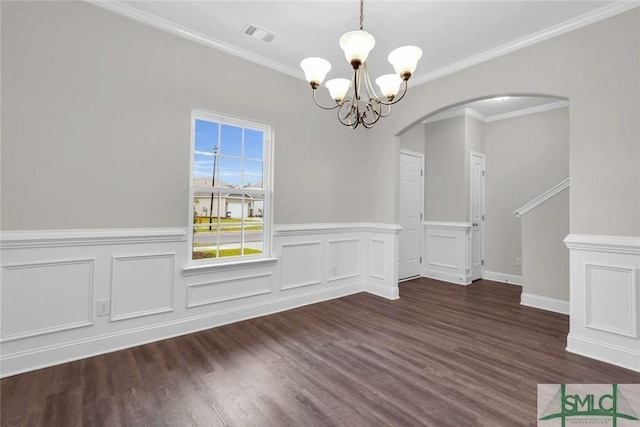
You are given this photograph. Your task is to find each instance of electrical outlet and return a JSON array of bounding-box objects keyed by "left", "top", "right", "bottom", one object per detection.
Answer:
[
  {"left": 516, "top": 257, "right": 522, "bottom": 267},
  {"left": 97, "top": 299, "right": 110, "bottom": 316}
]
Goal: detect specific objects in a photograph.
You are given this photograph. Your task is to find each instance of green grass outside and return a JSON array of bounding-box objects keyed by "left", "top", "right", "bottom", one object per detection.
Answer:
[
  {"left": 193, "top": 217, "right": 263, "bottom": 233},
  {"left": 195, "top": 217, "right": 261, "bottom": 224},
  {"left": 192, "top": 248, "right": 262, "bottom": 259}
]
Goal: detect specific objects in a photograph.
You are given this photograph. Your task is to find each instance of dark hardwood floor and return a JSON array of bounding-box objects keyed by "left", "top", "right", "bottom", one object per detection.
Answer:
[{"left": 2, "top": 278, "right": 638, "bottom": 426}]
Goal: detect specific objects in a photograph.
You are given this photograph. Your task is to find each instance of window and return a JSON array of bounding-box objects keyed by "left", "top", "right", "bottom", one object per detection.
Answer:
[{"left": 189, "top": 111, "right": 271, "bottom": 263}]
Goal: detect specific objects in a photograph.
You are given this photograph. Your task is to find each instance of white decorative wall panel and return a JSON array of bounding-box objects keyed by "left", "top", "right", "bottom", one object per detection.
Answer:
[
  {"left": 187, "top": 273, "right": 272, "bottom": 308},
  {"left": 279, "top": 241, "right": 322, "bottom": 290},
  {"left": 1, "top": 259, "right": 94, "bottom": 340},
  {"left": 428, "top": 235, "right": 458, "bottom": 269},
  {"left": 585, "top": 264, "right": 637, "bottom": 338},
  {"left": 0, "top": 224, "right": 399, "bottom": 377},
  {"left": 565, "top": 234, "right": 640, "bottom": 372},
  {"left": 369, "top": 239, "right": 387, "bottom": 280},
  {"left": 110, "top": 253, "right": 175, "bottom": 321},
  {"left": 422, "top": 222, "right": 472, "bottom": 285},
  {"left": 328, "top": 239, "right": 360, "bottom": 281}
]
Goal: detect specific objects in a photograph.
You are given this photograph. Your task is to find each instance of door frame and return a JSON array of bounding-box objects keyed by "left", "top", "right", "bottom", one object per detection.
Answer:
[
  {"left": 398, "top": 148, "right": 425, "bottom": 282},
  {"left": 470, "top": 151, "right": 486, "bottom": 281}
]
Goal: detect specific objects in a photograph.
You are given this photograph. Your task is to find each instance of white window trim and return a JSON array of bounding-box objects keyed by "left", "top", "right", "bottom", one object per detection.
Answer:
[{"left": 186, "top": 110, "right": 274, "bottom": 269}]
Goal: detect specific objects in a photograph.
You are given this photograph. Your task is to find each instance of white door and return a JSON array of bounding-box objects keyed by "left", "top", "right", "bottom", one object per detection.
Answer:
[
  {"left": 398, "top": 150, "right": 424, "bottom": 280},
  {"left": 470, "top": 152, "right": 486, "bottom": 281}
]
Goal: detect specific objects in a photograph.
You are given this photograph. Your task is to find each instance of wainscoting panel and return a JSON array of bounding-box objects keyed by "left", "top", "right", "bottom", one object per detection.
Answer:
[
  {"left": 279, "top": 241, "right": 323, "bottom": 290},
  {"left": 0, "top": 223, "right": 399, "bottom": 377},
  {"left": 328, "top": 239, "right": 360, "bottom": 282},
  {"left": 565, "top": 234, "right": 640, "bottom": 372},
  {"left": 428, "top": 235, "right": 457, "bottom": 269},
  {"left": 369, "top": 239, "right": 387, "bottom": 280},
  {"left": 187, "top": 273, "right": 272, "bottom": 308},
  {"left": 1, "top": 259, "right": 94, "bottom": 341},
  {"left": 585, "top": 263, "right": 637, "bottom": 338},
  {"left": 422, "top": 222, "right": 472, "bottom": 285},
  {"left": 110, "top": 253, "right": 175, "bottom": 321}
]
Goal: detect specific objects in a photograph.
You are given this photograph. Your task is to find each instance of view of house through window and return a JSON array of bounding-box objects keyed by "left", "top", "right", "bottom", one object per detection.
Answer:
[{"left": 190, "top": 111, "right": 270, "bottom": 261}]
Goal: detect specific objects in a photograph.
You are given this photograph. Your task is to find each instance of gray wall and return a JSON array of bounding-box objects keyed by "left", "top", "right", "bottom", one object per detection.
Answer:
[
  {"left": 424, "top": 116, "right": 466, "bottom": 222},
  {"left": 376, "top": 8, "right": 640, "bottom": 238},
  {"left": 464, "top": 116, "right": 486, "bottom": 220},
  {"left": 484, "top": 107, "right": 569, "bottom": 275},
  {"left": 522, "top": 189, "right": 570, "bottom": 301},
  {"left": 0, "top": 1, "right": 378, "bottom": 230},
  {"left": 2, "top": 2, "right": 639, "bottom": 243},
  {"left": 399, "top": 124, "right": 425, "bottom": 154}
]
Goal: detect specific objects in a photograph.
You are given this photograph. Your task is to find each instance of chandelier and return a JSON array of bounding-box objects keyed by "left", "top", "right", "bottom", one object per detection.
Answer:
[{"left": 300, "top": 0, "right": 422, "bottom": 129}]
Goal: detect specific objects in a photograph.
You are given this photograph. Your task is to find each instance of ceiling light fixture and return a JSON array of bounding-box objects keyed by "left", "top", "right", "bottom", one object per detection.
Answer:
[{"left": 300, "top": 0, "right": 422, "bottom": 129}]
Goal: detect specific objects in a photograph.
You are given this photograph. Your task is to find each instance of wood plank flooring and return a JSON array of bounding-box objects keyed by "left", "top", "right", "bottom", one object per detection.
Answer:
[{"left": 2, "top": 278, "right": 638, "bottom": 426}]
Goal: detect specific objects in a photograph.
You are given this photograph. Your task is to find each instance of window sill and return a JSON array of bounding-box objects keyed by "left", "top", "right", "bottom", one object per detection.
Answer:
[{"left": 181, "top": 257, "right": 278, "bottom": 276}]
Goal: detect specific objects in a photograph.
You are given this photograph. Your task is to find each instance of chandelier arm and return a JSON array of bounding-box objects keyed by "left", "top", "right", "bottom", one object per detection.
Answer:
[
  {"left": 312, "top": 89, "right": 340, "bottom": 110},
  {"left": 362, "top": 99, "right": 383, "bottom": 127},
  {"left": 337, "top": 98, "right": 358, "bottom": 128},
  {"left": 379, "top": 103, "right": 392, "bottom": 118},
  {"left": 379, "top": 80, "right": 409, "bottom": 106},
  {"left": 362, "top": 62, "right": 382, "bottom": 103}
]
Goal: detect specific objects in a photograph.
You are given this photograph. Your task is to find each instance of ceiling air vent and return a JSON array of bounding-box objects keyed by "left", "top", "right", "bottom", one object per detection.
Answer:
[{"left": 241, "top": 23, "right": 276, "bottom": 43}]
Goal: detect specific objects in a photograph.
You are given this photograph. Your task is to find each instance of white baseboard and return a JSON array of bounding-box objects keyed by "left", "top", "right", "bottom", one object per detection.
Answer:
[
  {"left": 422, "top": 269, "right": 470, "bottom": 286},
  {"left": 521, "top": 292, "right": 569, "bottom": 315},
  {"left": 365, "top": 283, "right": 399, "bottom": 300},
  {"left": 567, "top": 333, "right": 640, "bottom": 373},
  {"left": 483, "top": 270, "right": 522, "bottom": 285},
  {"left": 0, "top": 283, "right": 362, "bottom": 377}
]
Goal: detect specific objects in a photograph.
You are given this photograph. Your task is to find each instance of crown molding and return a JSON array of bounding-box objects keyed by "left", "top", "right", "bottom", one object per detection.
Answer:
[
  {"left": 410, "top": 1, "right": 640, "bottom": 87},
  {"left": 485, "top": 100, "right": 570, "bottom": 122},
  {"left": 87, "top": 0, "right": 303, "bottom": 81},
  {"left": 87, "top": 1, "right": 638, "bottom": 88}
]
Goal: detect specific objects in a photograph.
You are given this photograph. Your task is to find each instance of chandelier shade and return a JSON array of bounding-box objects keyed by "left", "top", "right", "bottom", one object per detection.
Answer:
[
  {"left": 300, "top": 57, "right": 331, "bottom": 86},
  {"left": 326, "top": 78, "right": 352, "bottom": 102},
  {"left": 300, "top": 0, "right": 422, "bottom": 129},
  {"left": 388, "top": 46, "right": 423, "bottom": 78},
  {"left": 375, "top": 74, "right": 403, "bottom": 99},
  {"left": 339, "top": 30, "right": 376, "bottom": 67}
]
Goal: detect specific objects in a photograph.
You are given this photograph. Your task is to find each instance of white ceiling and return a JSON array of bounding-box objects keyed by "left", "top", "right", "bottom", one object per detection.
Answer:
[{"left": 104, "top": 1, "right": 635, "bottom": 85}]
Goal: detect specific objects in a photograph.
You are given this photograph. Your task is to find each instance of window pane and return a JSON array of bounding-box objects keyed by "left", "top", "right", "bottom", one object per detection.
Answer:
[
  {"left": 244, "top": 194, "right": 264, "bottom": 256},
  {"left": 245, "top": 129, "right": 264, "bottom": 160},
  {"left": 193, "top": 192, "right": 221, "bottom": 260},
  {"left": 193, "top": 160, "right": 214, "bottom": 187},
  {"left": 193, "top": 120, "right": 218, "bottom": 186},
  {"left": 220, "top": 124, "right": 242, "bottom": 158},
  {"left": 194, "top": 120, "right": 219, "bottom": 155},
  {"left": 243, "top": 160, "right": 263, "bottom": 188},
  {"left": 217, "top": 194, "right": 242, "bottom": 258},
  {"left": 218, "top": 157, "right": 241, "bottom": 188}
]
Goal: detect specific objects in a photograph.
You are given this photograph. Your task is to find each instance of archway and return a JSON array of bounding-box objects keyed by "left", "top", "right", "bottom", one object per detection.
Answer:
[{"left": 396, "top": 95, "right": 571, "bottom": 312}]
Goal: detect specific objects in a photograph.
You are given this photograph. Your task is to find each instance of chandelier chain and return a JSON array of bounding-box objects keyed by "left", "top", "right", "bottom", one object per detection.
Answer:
[{"left": 359, "top": 0, "right": 364, "bottom": 30}]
